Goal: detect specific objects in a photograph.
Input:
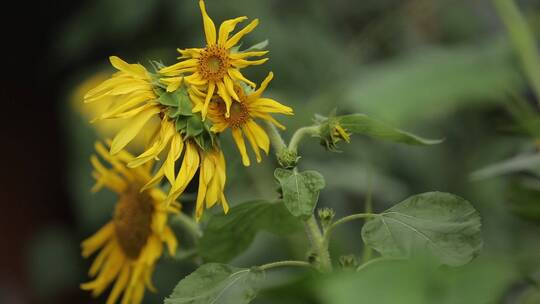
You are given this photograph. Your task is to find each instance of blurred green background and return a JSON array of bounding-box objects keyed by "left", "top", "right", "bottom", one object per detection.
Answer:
[{"left": 4, "top": 0, "right": 540, "bottom": 303}]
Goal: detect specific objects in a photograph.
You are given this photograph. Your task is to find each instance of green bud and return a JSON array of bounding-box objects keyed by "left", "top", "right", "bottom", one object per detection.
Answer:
[
  {"left": 277, "top": 148, "right": 300, "bottom": 169},
  {"left": 317, "top": 207, "right": 335, "bottom": 230},
  {"left": 338, "top": 254, "right": 359, "bottom": 270},
  {"left": 314, "top": 110, "right": 352, "bottom": 152}
]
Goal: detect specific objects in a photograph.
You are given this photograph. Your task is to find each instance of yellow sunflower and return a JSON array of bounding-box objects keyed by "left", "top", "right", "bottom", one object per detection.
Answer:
[
  {"left": 192, "top": 72, "right": 293, "bottom": 166},
  {"left": 81, "top": 142, "right": 180, "bottom": 304},
  {"left": 159, "top": 0, "right": 268, "bottom": 119},
  {"left": 84, "top": 56, "right": 229, "bottom": 220}
]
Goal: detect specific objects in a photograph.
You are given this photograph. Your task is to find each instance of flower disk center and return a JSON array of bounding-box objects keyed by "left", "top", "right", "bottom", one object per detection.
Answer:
[
  {"left": 113, "top": 187, "right": 154, "bottom": 259},
  {"left": 220, "top": 100, "right": 249, "bottom": 128},
  {"left": 198, "top": 45, "right": 230, "bottom": 81}
]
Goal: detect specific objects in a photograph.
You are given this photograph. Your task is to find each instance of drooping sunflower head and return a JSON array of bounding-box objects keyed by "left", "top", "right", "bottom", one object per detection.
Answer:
[
  {"left": 159, "top": 0, "right": 269, "bottom": 119},
  {"left": 161, "top": 140, "right": 229, "bottom": 222},
  {"left": 193, "top": 72, "right": 293, "bottom": 166},
  {"left": 81, "top": 142, "right": 180, "bottom": 304}
]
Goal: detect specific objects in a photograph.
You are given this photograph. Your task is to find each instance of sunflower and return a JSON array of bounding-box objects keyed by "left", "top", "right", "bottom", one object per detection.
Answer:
[
  {"left": 159, "top": 0, "right": 268, "bottom": 119},
  {"left": 85, "top": 56, "right": 229, "bottom": 220},
  {"left": 192, "top": 72, "right": 293, "bottom": 166},
  {"left": 81, "top": 142, "right": 180, "bottom": 304}
]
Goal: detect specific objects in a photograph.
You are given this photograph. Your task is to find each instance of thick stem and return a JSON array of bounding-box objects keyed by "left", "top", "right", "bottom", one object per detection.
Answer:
[
  {"left": 494, "top": 0, "right": 540, "bottom": 105},
  {"left": 288, "top": 126, "right": 320, "bottom": 152},
  {"left": 263, "top": 121, "right": 287, "bottom": 153},
  {"left": 304, "top": 215, "right": 333, "bottom": 272},
  {"left": 258, "top": 260, "right": 313, "bottom": 271}
]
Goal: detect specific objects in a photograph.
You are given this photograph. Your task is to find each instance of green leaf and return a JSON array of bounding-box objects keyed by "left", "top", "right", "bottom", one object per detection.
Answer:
[
  {"left": 344, "top": 42, "right": 521, "bottom": 125},
  {"left": 361, "top": 192, "right": 482, "bottom": 266},
  {"left": 470, "top": 153, "right": 540, "bottom": 180},
  {"left": 159, "top": 91, "right": 179, "bottom": 107},
  {"left": 242, "top": 39, "right": 269, "bottom": 52},
  {"left": 177, "top": 89, "right": 193, "bottom": 116},
  {"left": 164, "top": 263, "right": 264, "bottom": 304},
  {"left": 199, "top": 201, "right": 301, "bottom": 263},
  {"left": 274, "top": 169, "right": 326, "bottom": 219},
  {"left": 175, "top": 116, "right": 189, "bottom": 132},
  {"left": 186, "top": 116, "right": 204, "bottom": 137},
  {"left": 337, "top": 114, "right": 442, "bottom": 145},
  {"left": 318, "top": 257, "right": 516, "bottom": 304}
]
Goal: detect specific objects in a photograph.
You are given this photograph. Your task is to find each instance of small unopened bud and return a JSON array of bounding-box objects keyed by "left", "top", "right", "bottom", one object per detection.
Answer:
[
  {"left": 318, "top": 115, "right": 352, "bottom": 152},
  {"left": 339, "top": 255, "right": 359, "bottom": 270},
  {"left": 318, "top": 207, "right": 335, "bottom": 231},
  {"left": 277, "top": 148, "right": 300, "bottom": 169}
]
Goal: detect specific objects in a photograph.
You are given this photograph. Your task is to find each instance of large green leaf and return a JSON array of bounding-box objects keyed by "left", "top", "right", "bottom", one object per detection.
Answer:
[
  {"left": 470, "top": 153, "right": 540, "bottom": 180},
  {"left": 199, "top": 201, "right": 301, "bottom": 263},
  {"left": 361, "top": 192, "right": 482, "bottom": 266},
  {"left": 318, "top": 257, "right": 516, "bottom": 304},
  {"left": 338, "top": 114, "right": 442, "bottom": 145},
  {"left": 344, "top": 42, "right": 521, "bottom": 125},
  {"left": 164, "top": 263, "right": 263, "bottom": 304},
  {"left": 274, "top": 169, "right": 326, "bottom": 219}
]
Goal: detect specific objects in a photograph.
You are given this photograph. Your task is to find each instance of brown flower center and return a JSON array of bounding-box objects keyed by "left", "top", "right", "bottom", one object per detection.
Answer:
[
  {"left": 113, "top": 187, "right": 154, "bottom": 259},
  {"left": 217, "top": 98, "right": 249, "bottom": 128},
  {"left": 198, "top": 45, "right": 230, "bottom": 81}
]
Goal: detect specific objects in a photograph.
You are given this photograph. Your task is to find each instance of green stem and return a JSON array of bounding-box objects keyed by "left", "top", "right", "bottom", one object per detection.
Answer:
[
  {"left": 494, "top": 0, "right": 540, "bottom": 104},
  {"left": 304, "top": 215, "right": 333, "bottom": 272},
  {"left": 172, "top": 212, "right": 203, "bottom": 243},
  {"left": 356, "top": 257, "right": 403, "bottom": 272},
  {"left": 323, "top": 213, "right": 377, "bottom": 246},
  {"left": 258, "top": 260, "right": 313, "bottom": 271},
  {"left": 288, "top": 126, "right": 320, "bottom": 152},
  {"left": 362, "top": 174, "right": 374, "bottom": 263},
  {"left": 263, "top": 121, "right": 287, "bottom": 153}
]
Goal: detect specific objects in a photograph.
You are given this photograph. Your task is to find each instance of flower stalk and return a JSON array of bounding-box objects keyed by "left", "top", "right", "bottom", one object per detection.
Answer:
[
  {"left": 288, "top": 125, "right": 320, "bottom": 152},
  {"left": 304, "top": 215, "right": 333, "bottom": 272}
]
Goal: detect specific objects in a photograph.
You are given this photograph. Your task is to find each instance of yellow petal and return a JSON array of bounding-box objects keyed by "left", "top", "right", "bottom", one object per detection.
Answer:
[
  {"left": 109, "top": 56, "right": 148, "bottom": 78},
  {"left": 88, "top": 241, "right": 114, "bottom": 276},
  {"left": 225, "top": 19, "right": 259, "bottom": 49},
  {"left": 162, "top": 226, "right": 178, "bottom": 255},
  {"left": 81, "top": 223, "right": 114, "bottom": 257},
  {"left": 159, "top": 59, "right": 199, "bottom": 75},
  {"left": 202, "top": 81, "right": 216, "bottom": 119},
  {"left": 241, "top": 124, "right": 262, "bottom": 163},
  {"left": 216, "top": 81, "right": 233, "bottom": 117},
  {"left": 221, "top": 192, "right": 230, "bottom": 213},
  {"left": 218, "top": 16, "right": 248, "bottom": 45},
  {"left": 111, "top": 107, "right": 160, "bottom": 154},
  {"left": 223, "top": 75, "right": 239, "bottom": 101},
  {"left": 195, "top": 171, "right": 207, "bottom": 221},
  {"left": 231, "top": 58, "right": 269, "bottom": 69},
  {"left": 228, "top": 68, "right": 255, "bottom": 87},
  {"left": 231, "top": 128, "right": 250, "bottom": 166},
  {"left": 106, "top": 266, "right": 130, "bottom": 304},
  {"left": 247, "top": 120, "right": 270, "bottom": 154},
  {"left": 252, "top": 72, "right": 273, "bottom": 99},
  {"left": 250, "top": 98, "right": 293, "bottom": 115},
  {"left": 168, "top": 142, "right": 200, "bottom": 204},
  {"left": 199, "top": 0, "right": 216, "bottom": 45},
  {"left": 164, "top": 134, "right": 184, "bottom": 184},
  {"left": 229, "top": 50, "right": 268, "bottom": 59}
]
